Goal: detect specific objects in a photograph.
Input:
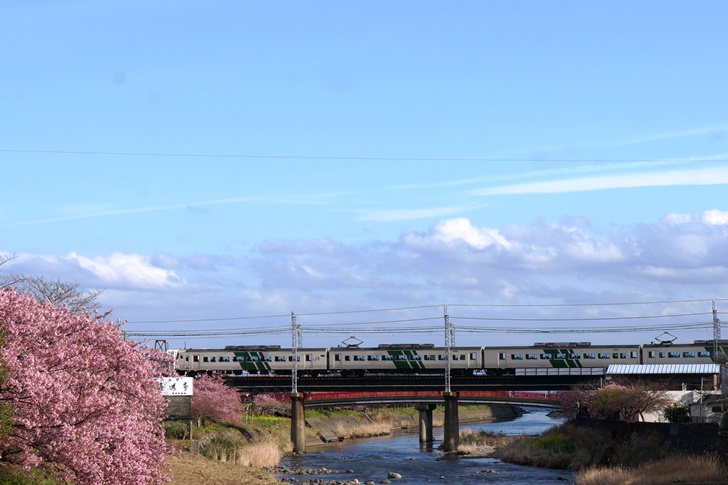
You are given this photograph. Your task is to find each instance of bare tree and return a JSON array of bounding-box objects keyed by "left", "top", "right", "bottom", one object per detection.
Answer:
[{"left": 0, "top": 254, "right": 103, "bottom": 313}]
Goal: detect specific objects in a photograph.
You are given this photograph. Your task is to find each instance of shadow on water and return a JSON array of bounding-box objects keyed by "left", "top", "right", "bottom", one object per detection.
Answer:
[{"left": 278, "top": 408, "right": 575, "bottom": 485}]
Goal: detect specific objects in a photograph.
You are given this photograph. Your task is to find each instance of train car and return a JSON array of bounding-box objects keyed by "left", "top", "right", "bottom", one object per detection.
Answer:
[
  {"left": 175, "top": 345, "right": 328, "bottom": 376},
  {"left": 641, "top": 340, "right": 728, "bottom": 365},
  {"left": 482, "top": 342, "right": 641, "bottom": 375},
  {"left": 327, "top": 343, "right": 483, "bottom": 376}
]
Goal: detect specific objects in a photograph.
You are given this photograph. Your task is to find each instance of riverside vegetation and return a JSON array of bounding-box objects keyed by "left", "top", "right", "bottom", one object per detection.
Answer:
[
  {"left": 456, "top": 421, "right": 728, "bottom": 485},
  {"left": 166, "top": 383, "right": 728, "bottom": 485}
]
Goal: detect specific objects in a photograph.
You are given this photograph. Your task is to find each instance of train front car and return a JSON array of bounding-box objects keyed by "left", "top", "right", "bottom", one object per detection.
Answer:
[
  {"left": 328, "top": 343, "right": 483, "bottom": 376},
  {"left": 483, "top": 342, "right": 641, "bottom": 376},
  {"left": 642, "top": 340, "right": 728, "bottom": 365},
  {"left": 175, "top": 345, "right": 328, "bottom": 376},
  {"left": 175, "top": 347, "right": 240, "bottom": 376}
]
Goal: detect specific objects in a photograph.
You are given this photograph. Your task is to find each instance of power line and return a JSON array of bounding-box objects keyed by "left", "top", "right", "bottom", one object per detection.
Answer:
[
  {"left": 125, "top": 299, "right": 721, "bottom": 326},
  {"left": 2, "top": 148, "right": 725, "bottom": 164},
  {"left": 453, "top": 312, "right": 709, "bottom": 322}
]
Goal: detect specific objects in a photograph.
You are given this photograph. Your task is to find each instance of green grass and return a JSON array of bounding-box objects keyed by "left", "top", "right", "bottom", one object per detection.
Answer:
[
  {"left": 0, "top": 466, "right": 58, "bottom": 485},
  {"left": 528, "top": 433, "right": 576, "bottom": 454}
]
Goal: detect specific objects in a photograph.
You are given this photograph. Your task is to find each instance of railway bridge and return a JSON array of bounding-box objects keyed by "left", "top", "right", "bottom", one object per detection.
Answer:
[
  {"left": 225, "top": 375, "right": 573, "bottom": 453},
  {"left": 223, "top": 364, "right": 719, "bottom": 453}
]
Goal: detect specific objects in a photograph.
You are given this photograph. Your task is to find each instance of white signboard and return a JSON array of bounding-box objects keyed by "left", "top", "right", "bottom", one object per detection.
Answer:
[{"left": 157, "top": 377, "right": 193, "bottom": 396}]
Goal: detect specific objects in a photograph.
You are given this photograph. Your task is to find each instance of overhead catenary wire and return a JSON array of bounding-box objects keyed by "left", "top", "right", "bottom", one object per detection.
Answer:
[
  {"left": 5, "top": 148, "right": 726, "bottom": 164},
  {"left": 123, "top": 298, "right": 725, "bottom": 341}
]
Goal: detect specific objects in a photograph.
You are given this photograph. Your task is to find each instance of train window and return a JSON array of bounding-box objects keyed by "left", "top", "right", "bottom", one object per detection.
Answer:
[
  {"left": 234, "top": 356, "right": 243, "bottom": 362},
  {"left": 345, "top": 355, "right": 351, "bottom": 361},
  {"left": 288, "top": 356, "right": 300, "bottom": 362},
  {"left": 668, "top": 352, "right": 680, "bottom": 358},
  {"left": 306, "top": 354, "right": 312, "bottom": 362},
  {"left": 584, "top": 353, "right": 595, "bottom": 359},
  {"left": 648, "top": 351, "right": 655, "bottom": 358},
  {"left": 368, "top": 355, "right": 380, "bottom": 361},
  {"left": 499, "top": 353, "right": 507, "bottom": 360},
  {"left": 683, "top": 351, "right": 695, "bottom": 358},
  {"left": 210, "top": 357, "right": 217, "bottom": 363},
  {"left": 439, "top": 355, "right": 449, "bottom": 360},
  {"left": 396, "top": 355, "right": 407, "bottom": 361},
  {"left": 619, "top": 353, "right": 627, "bottom": 359},
  {"left": 185, "top": 356, "right": 189, "bottom": 362},
  {"left": 410, "top": 354, "right": 422, "bottom": 361},
  {"left": 598, "top": 353, "right": 610, "bottom": 359},
  {"left": 193, "top": 356, "right": 199, "bottom": 362},
  {"left": 612, "top": 353, "right": 619, "bottom": 359},
  {"left": 425, "top": 355, "right": 436, "bottom": 361},
  {"left": 334, "top": 354, "right": 341, "bottom": 361},
  {"left": 555, "top": 353, "right": 566, "bottom": 359},
  {"left": 262, "top": 356, "right": 272, "bottom": 362},
  {"left": 630, "top": 352, "right": 637, "bottom": 359},
  {"left": 383, "top": 355, "right": 394, "bottom": 361},
  {"left": 570, "top": 353, "right": 580, "bottom": 359},
  {"left": 354, "top": 355, "right": 365, "bottom": 361},
  {"left": 203, "top": 357, "right": 209, "bottom": 363},
  {"left": 540, "top": 354, "right": 550, "bottom": 359},
  {"left": 526, "top": 354, "right": 538, "bottom": 360},
  {"left": 511, "top": 354, "right": 524, "bottom": 360},
  {"left": 470, "top": 353, "right": 477, "bottom": 360},
  {"left": 247, "top": 356, "right": 258, "bottom": 362},
  {"left": 220, "top": 356, "right": 230, "bottom": 362},
  {"left": 699, "top": 351, "right": 711, "bottom": 358},
  {"left": 275, "top": 356, "right": 287, "bottom": 362},
  {"left": 659, "top": 352, "right": 666, "bottom": 358}
]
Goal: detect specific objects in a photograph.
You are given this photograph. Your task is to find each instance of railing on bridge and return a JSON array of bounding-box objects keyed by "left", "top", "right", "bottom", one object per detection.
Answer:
[{"left": 277, "top": 389, "right": 561, "bottom": 403}]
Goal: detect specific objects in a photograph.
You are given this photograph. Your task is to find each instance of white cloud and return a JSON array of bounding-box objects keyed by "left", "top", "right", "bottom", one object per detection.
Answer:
[
  {"left": 66, "top": 252, "right": 182, "bottom": 289},
  {"left": 664, "top": 213, "right": 693, "bottom": 225},
  {"left": 356, "top": 204, "right": 481, "bottom": 222},
  {"left": 703, "top": 209, "right": 728, "bottom": 225},
  {"left": 472, "top": 166, "right": 728, "bottom": 196},
  {"left": 564, "top": 239, "right": 624, "bottom": 263},
  {"left": 409, "top": 218, "right": 512, "bottom": 250}
]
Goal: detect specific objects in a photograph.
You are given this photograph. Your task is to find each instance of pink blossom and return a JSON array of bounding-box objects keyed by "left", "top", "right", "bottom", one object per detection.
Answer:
[
  {"left": 191, "top": 374, "right": 247, "bottom": 424},
  {"left": 0, "top": 287, "right": 171, "bottom": 484}
]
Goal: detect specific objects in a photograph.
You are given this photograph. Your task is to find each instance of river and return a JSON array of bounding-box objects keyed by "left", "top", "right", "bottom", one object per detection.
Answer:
[{"left": 278, "top": 408, "right": 575, "bottom": 484}]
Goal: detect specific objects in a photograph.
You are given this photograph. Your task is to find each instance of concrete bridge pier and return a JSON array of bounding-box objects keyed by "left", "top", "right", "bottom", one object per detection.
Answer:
[
  {"left": 414, "top": 403, "right": 437, "bottom": 443},
  {"left": 442, "top": 391, "right": 459, "bottom": 452},
  {"left": 290, "top": 392, "right": 306, "bottom": 454}
]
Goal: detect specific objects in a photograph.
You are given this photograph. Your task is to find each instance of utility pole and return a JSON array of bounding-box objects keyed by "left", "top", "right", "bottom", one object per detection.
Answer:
[
  {"left": 291, "top": 312, "right": 302, "bottom": 393},
  {"left": 713, "top": 300, "right": 723, "bottom": 362},
  {"left": 290, "top": 311, "right": 305, "bottom": 453},
  {"left": 444, "top": 305, "right": 454, "bottom": 393}
]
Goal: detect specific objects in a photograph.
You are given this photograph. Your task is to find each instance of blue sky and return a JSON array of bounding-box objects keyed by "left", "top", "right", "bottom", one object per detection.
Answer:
[{"left": 2, "top": 1, "right": 728, "bottom": 350}]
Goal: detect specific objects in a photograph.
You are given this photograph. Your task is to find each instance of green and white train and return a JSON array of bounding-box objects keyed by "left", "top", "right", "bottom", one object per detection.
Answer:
[{"left": 174, "top": 340, "right": 728, "bottom": 377}]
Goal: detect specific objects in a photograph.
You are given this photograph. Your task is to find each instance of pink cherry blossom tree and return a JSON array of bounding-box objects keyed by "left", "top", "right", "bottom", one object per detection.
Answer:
[
  {"left": 0, "top": 287, "right": 171, "bottom": 484},
  {"left": 191, "top": 373, "right": 247, "bottom": 424}
]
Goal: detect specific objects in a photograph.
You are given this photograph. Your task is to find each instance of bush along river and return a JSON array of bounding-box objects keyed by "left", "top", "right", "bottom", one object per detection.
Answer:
[{"left": 276, "top": 408, "right": 574, "bottom": 485}]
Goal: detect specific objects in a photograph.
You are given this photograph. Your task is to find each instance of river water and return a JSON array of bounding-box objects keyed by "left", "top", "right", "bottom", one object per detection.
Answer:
[{"left": 278, "top": 408, "right": 575, "bottom": 484}]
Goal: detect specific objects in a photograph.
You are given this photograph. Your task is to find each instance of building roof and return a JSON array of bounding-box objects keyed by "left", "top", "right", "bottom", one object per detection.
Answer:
[{"left": 607, "top": 364, "right": 720, "bottom": 375}]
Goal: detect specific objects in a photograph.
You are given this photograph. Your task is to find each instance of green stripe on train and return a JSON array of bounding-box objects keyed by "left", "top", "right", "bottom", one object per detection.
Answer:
[
  {"left": 388, "top": 350, "right": 413, "bottom": 370},
  {"left": 233, "top": 351, "right": 272, "bottom": 372},
  {"left": 541, "top": 348, "right": 581, "bottom": 368}
]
